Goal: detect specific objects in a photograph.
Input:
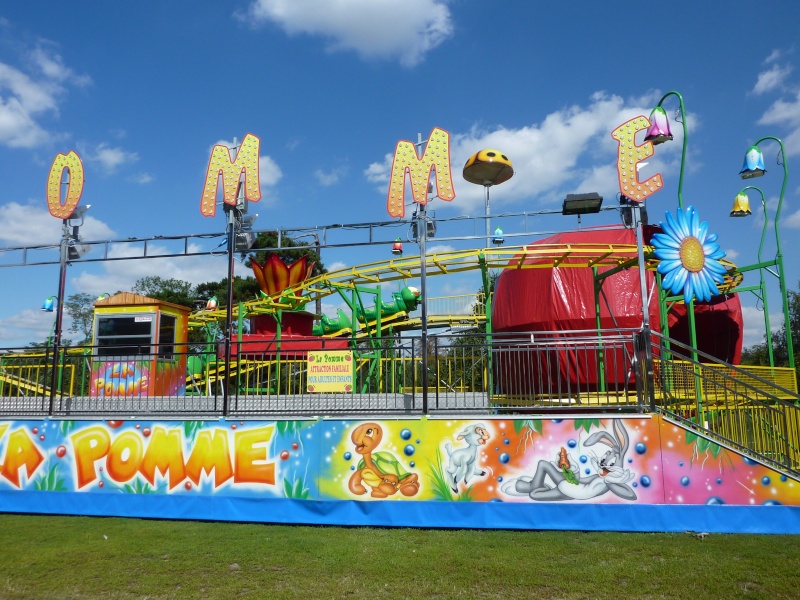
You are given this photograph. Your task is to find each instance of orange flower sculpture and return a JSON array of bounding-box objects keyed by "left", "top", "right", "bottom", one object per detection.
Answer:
[{"left": 251, "top": 254, "right": 315, "bottom": 297}]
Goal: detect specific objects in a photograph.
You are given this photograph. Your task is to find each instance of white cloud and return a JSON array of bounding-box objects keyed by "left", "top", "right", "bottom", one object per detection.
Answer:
[
  {"left": 751, "top": 63, "right": 792, "bottom": 95},
  {"left": 765, "top": 49, "right": 783, "bottom": 64},
  {"left": 785, "top": 208, "right": 800, "bottom": 228},
  {"left": 427, "top": 244, "right": 454, "bottom": 254},
  {"left": 0, "top": 308, "right": 55, "bottom": 345},
  {"left": 238, "top": 0, "right": 453, "bottom": 67},
  {"left": 0, "top": 202, "right": 116, "bottom": 246},
  {"left": 757, "top": 84, "right": 800, "bottom": 156},
  {"left": 129, "top": 172, "right": 154, "bottom": 184},
  {"left": 259, "top": 154, "right": 283, "bottom": 189},
  {"left": 364, "top": 159, "right": 390, "bottom": 184},
  {"left": 83, "top": 142, "right": 139, "bottom": 173},
  {"left": 326, "top": 261, "right": 347, "bottom": 272},
  {"left": 365, "top": 91, "right": 677, "bottom": 213},
  {"left": 72, "top": 243, "right": 229, "bottom": 296},
  {"left": 741, "top": 305, "right": 782, "bottom": 348},
  {"left": 29, "top": 46, "right": 91, "bottom": 87},
  {"left": 724, "top": 248, "right": 739, "bottom": 261},
  {"left": 0, "top": 43, "right": 90, "bottom": 148},
  {"left": 314, "top": 166, "right": 347, "bottom": 186}
]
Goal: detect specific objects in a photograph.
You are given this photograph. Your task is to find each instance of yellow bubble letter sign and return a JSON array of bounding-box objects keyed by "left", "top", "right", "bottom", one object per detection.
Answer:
[
  {"left": 611, "top": 117, "right": 663, "bottom": 202},
  {"left": 200, "top": 133, "right": 261, "bottom": 217},
  {"left": 46, "top": 151, "right": 85, "bottom": 219},
  {"left": 387, "top": 127, "right": 455, "bottom": 218}
]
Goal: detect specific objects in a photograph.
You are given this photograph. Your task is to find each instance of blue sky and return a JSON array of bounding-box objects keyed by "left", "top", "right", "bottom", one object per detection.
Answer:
[{"left": 1, "top": 1, "right": 800, "bottom": 349}]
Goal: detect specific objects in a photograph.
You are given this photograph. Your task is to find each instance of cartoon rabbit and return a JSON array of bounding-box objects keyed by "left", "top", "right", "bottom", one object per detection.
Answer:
[{"left": 501, "top": 419, "right": 637, "bottom": 502}]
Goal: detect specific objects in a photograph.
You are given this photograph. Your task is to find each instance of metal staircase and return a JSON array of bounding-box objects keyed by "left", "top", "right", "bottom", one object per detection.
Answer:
[{"left": 648, "top": 332, "right": 800, "bottom": 478}]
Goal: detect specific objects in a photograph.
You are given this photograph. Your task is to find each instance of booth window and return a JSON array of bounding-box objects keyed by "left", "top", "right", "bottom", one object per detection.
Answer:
[
  {"left": 158, "top": 314, "right": 176, "bottom": 360},
  {"left": 95, "top": 315, "right": 154, "bottom": 357}
]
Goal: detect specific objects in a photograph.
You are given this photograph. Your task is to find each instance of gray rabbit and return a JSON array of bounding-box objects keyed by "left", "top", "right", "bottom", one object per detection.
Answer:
[{"left": 501, "top": 419, "right": 637, "bottom": 501}]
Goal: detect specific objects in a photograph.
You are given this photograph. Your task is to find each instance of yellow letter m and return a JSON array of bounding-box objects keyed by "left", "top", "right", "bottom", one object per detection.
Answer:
[{"left": 200, "top": 133, "right": 261, "bottom": 217}]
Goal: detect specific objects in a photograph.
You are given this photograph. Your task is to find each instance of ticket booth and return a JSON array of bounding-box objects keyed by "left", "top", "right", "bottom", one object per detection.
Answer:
[{"left": 91, "top": 293, "right": 190, "bottom": 397}]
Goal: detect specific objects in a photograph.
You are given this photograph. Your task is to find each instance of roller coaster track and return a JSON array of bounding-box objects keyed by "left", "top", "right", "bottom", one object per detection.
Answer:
[{"left": 189, "top": 243, "right": 743, "bottom": 325}]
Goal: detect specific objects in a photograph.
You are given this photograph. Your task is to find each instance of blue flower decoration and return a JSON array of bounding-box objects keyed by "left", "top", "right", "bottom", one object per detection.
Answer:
[{"left": 651, "top": 206, "right": 727, "bottom": 305}]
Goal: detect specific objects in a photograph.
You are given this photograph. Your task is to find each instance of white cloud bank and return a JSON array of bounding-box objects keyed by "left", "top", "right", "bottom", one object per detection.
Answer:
[
  {"left": 0, "top": 29, "right": 91, "bottom": 148},
  {"left": 0, "top": 202, "right": 116, "bottom": 246},
  {"left": 237, "top": 0, "right": 453, "bottom": 67},
  {"left": 365, "top": 91, "right": 688, "bottom": 214}
]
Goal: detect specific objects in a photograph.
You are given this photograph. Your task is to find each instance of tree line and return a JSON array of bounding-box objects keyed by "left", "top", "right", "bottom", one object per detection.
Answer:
[{"left": 740, "top": 280, "right": 800, "bottom": 374}]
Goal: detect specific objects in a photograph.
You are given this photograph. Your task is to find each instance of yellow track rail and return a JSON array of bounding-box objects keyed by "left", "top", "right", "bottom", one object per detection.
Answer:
[{"left": 190, "top": 243, "right": 743, "bottom": 325}]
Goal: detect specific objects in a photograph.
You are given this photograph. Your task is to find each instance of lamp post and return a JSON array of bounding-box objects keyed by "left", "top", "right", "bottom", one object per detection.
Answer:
[
  {"left": 646, "top": 91, "right": 705, "bottom": 370},
  {"left": 463, "top": 149, "right": 514, "bottom": 247},
  {"left": 739, "top": 137, "right": 794, "bottom": 368},
  {"left": 415, "top": 133, "right": 433, "bottom": 412},
  {"left": 47, "top": 205, "right": 91, "bottom": 412},
  {"left": 222, "top": 174, "right": 258, "bottom": 414},
  {"left": 646, "top": 91, "right": 687, "bottom": 210},
  {"left": 40, "top": 295, "right": 58, "bottom": 412},
  {"left": 730, "top": 186, "right": 775, "bottom": 366}
]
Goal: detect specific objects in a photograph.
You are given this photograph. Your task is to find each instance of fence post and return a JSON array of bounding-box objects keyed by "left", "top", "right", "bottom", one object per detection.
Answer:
[{"left": 634, "top": 330, "right": 656, "bottom": 412}]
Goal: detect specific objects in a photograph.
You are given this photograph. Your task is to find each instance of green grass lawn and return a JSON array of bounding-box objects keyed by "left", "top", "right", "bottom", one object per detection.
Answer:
[{"left": 0, "top": 514, "right": 798, "bottom": 599}]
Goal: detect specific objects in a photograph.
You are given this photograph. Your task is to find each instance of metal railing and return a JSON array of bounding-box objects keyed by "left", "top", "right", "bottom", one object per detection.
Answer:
[
  {"left": 0, "top": 330, "right": 647, "bottom": 417},
  {"left": 650, "top": 332, "right": 800, "bottom": 476},
  {"left": 1, "top": 331, "right": 798, "bottom": 479},
  {"left": 490, "top": 329, "right": 643, "bottom": 412}
]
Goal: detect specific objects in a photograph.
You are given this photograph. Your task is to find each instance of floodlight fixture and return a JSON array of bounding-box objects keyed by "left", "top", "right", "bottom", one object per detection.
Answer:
[
  {"left": 234, "top": 231, "right": 256, "bottom": 252},
  {"left": 68, "top": 240, "right": 91, "bottom": 260},
  {"left": 562, "top": 193, "right": 603, "bottom": 215},
  {"left": 67, "top": 204, "right": 91, "bottom": 224},
  {"left": 241, "top": 213, "right": 259, "bottom": 230}
]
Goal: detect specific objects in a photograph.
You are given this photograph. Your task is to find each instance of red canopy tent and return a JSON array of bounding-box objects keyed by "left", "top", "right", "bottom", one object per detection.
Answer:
[{"left": 491, "top": 227, "right": 742, "bottom": 394}]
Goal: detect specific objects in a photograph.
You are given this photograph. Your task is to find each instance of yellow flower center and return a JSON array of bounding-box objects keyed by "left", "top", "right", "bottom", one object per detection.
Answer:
[{"left": 679, "top": 236, "right": 705, "bottom": 273}]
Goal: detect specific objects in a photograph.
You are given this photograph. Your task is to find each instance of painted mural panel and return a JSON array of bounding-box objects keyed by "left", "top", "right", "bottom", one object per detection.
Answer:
[
  {"left": 0, "top": 416, "right": 797, "bottom": 510},
  {"left": 658, "top": 420, "right": 798, "bottom": 506},
  {"left": 319, "top": 417, "right": 664, "bottom": 503},
  {"left": 0, "top": 419, "right": 318, "bottom": 499}
]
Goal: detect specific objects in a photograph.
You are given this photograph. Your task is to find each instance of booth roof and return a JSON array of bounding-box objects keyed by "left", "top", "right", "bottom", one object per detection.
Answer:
[{"left": 93, "top": 292, "right": 192, "bottom": 313}]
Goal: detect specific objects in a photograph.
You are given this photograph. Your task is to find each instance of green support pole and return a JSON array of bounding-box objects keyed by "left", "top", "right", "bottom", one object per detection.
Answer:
[
  {"left": 655, "top": 91, "right": 687, "bottom": 212},
  {"left": 733, "top": 186, "right": 774, "bottom": 367},
  {"left": 273, "top": 309, "right": 282, "bottom": 395},
  {"left": 235, "top": 301, "right": 244, "bottom": 397},
  {"left": 749, "top": 137, "right": 793, "bottom": 368},
  {"left": 478, "top": 254, "right": 494, "bottom": 399},
  {"left": 655, "top": 91, "right": 704, "bottom": 420},
  {"left": 593, "top": 266, "right": 606, "bottom": 393}
]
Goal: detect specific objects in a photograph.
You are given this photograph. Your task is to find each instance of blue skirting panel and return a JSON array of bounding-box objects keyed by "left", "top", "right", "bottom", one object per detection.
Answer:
[{"left": 2, "top": 491, "right": 798, "bottom": 534}]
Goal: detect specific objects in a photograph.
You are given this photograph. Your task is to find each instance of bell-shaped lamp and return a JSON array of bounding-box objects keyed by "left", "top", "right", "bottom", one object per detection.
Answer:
[
  {"left": 644, "top": 106, "right": 674, "bottom": 145},
  {"left": 463, "top": 149, "right": 514, "bottom": 186},
  {"left": 96, "top": 293, "right": 111, "bottom": 302},
  {"left": 730, "top": 192, "right": 753, "bottom": 217},
  {"left": 740, "top": 145, "right": 766, "bottom": 179},
  {"left": 391, "top": 238, "right": 403, "bottom": 256},
  {"left": 205, "top": 296, "right": 218, "bottom": 311},
  {"left": 41, "top": 296, "right": 56, "bottom": 312},
  {"left": 492, "top": 227, "right": 505, "bottom": 245}
]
